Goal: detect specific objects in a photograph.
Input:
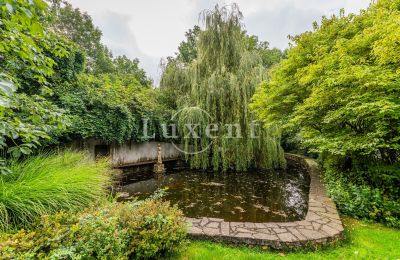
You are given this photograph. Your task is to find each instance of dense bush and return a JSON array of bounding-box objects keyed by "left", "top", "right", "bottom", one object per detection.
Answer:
[
  {"left": 0, "top": 199, "right": 187, "bottom": 259},
  {"left": 323, "top": 167, "right": 400, "bottom": 228},
  {"left": 0, "top": 152, "right": 111, "bottom": 231}
]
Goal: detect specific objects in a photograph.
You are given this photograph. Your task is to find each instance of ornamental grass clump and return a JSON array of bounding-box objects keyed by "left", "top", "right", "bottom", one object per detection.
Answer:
[{"left": 0, "top": 151, "right": 112, "bottom": 231}]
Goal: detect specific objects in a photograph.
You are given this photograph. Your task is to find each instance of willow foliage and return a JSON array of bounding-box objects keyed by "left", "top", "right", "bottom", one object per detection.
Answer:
[{"left": 161, "top": 4, "right": 285, "bottom": 171}]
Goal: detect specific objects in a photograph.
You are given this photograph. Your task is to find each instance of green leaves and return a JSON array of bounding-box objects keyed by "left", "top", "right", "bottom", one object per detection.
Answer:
[
  {"left": 161, "top": 4, "right": 285, "bottom": 171},
  {"left": 251, "top": 0, "right": 400, "bottom": 167},
  {"left": 0, "top": 76, "right": 16, "bottom": 108}
]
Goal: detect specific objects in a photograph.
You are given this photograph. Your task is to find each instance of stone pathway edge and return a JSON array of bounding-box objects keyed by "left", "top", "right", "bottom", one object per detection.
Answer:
[{"left": 185, "top": 153, "right": 344, "bottom": 249}]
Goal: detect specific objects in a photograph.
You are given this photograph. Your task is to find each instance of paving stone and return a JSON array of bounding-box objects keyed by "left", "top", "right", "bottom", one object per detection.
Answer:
[
  {"left": 296, "top": 220, "right": 311, "bottom": 226},
  {"left": 244, "top": 222, "right": 256, "bottom": 229},
  {"left": 325, "top": 222, "right": 344, "bottom": 232},
  {"left": 186, "top": 217, "right": 201, "bottom": 223},
  {"left": 306, "top": 211, "right": 322, "bottom": 220},
  {"left": 314, "top": 218, "right": 330, "bottom": 224},
  {"left": 277, "top": 222, "right": 299, "bottom": 227},
  {"left": 235, "top": 232, "right": 253, "bottom": 239},
  {"left": 297, "top": 228, "right": 327, "bottom": 240},
  {"left": 319, "top": 212, "right": 341, "bottom": 220},
  {"left": 230, "top": 222, "right": 244, "bottom": 227},
  {"left": 272, "top": 228, "right": 288, "bottom": 234},
  {"left": 203, "top": 227, "right": 220, "bottom": 236},
  {"left": 256, "top": 228, "right": 273, "bottom": 235},
  {"left": 308, "top": 206, "right": 327, "bottom": 213},
  {"left": 277, "top": 232, "right": 298, "bottom": 242},
  {"left": 288, "top": 227, "right": 307, "bottom": 241},
  {"left": 189, "top": 226, "right": 203, "bottom": 235},
  {"left": 311, "top": 222, "right": 322, "bottom": 230},
  {"left": 206, "top": 221, "right": 220, "bottom": 228},
  {"left": 255, "top": 223, "right": 266, "bottom": 229},
  {"left": 209, "top": 218, "right": 224, "bottom": 222},
  {"left": 253, "top": 233, "right": 279, "bottom": 240},
  {"left": 321, "top": 224, "right": 340, "bottom": 236},
  {"left": 236, "top": 227, "right": 253, "bottom": 233},
  {"left": 221, "top": 222, "right": 230, "bottom": 236},
  {"left": 200, "top": 217, "right": 209, "bottom": 226},
  {"left": 263, "top": 223, "right": 279, "bottom": 228}
]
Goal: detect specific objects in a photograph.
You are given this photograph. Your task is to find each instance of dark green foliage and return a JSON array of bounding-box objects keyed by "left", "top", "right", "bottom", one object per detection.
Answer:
[
  {"left": 324, "top": 167, "right": 400, "bottom": 228},
  {"left": 176, "top": 25, "right": 201, "bottom": 64},
  {"left": 0, "top": 199, "right": 187, "bottom": 259},
  {"left": 54, "top": 73, "right": 167, "bottom": 143},
  {"left": 49, "top": 0, "right": 114, "bottom": 74}
]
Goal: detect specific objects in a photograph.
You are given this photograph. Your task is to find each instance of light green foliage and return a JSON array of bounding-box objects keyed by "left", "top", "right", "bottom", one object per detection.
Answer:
[
  {"left": 0, "top": 199, "right": 187, "bottom": 259},
  {"left": 0, "top": 0, "right": 57, "bottom": 84},
  {"left": 251, "top": 0, "right": 400, "bottom": 166},
  {"left": 251, "top": 0, "right": 400, "bottom": 225},
  {"left": 0, "top": 151, "right": 111, "bottom": 231},
  {"left": 161, "top": 5, "right": 285, "bottom": 171},
  {"left": 0, "top": 0, "right": 69, "bottom": 171},
  {"left": 178, "top": 218, "right": 400, "bottom": 259}
]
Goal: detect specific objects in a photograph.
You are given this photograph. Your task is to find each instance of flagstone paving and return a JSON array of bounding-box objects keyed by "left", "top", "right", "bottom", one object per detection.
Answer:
[{"left": 186, "top": 154, "right": 344, "bottom": 249}]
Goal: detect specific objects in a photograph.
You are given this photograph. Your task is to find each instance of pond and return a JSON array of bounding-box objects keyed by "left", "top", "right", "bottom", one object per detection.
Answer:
[{"left": 120, "top": 159, "right": 310, "bottom": 222}]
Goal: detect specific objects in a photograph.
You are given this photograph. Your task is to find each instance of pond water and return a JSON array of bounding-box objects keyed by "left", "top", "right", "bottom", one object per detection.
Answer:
[{"left": 120, "top": 160, "right": 310, "bottom": 222}]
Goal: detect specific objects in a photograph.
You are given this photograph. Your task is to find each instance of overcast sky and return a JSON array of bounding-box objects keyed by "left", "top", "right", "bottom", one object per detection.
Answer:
[{"left": 68, "top": 0, "right": 372, "bottom": 84}]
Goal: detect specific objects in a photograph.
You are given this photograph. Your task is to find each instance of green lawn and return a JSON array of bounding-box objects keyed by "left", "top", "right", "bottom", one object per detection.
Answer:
[{"left": 177, "top": 218, "right": 400, "bottom": 259}]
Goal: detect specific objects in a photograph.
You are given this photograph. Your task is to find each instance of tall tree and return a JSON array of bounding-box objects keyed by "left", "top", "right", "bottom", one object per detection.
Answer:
[
  {"left": 113, "top": 55, "right": 152, "bottom": 86},
  {"left": 251, "top": 0, "right": 400, "bottom": 168},
  {"left": 161, "top": 4, "right": 285, "bottom": 171},
  {"left": 49, "top": 0, "right": 114, "bottom": 74}
]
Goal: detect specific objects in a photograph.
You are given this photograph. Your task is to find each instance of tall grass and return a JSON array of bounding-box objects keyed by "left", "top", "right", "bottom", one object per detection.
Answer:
[{"left": 0, "top": 151, "right": 112, "bottom": 231}]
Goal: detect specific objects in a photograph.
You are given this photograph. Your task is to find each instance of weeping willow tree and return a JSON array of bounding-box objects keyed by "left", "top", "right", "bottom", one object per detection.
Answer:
[{"left": 161, "top": 4, "right": 285, "bottom": 171}]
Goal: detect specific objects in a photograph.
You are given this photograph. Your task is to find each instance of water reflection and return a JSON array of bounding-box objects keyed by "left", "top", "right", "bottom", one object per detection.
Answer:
[{"left": 120, "top": 161, "right": 310, "bottom": 222}]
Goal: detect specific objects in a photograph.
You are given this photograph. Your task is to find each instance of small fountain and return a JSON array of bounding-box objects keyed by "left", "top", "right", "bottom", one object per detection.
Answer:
[{"left": 153, "top": 144, "right": 165, "bottom": 175}]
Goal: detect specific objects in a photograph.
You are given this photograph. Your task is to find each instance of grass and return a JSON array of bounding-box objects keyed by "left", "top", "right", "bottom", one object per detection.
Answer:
[
  {"left": 177, "top": 218, "right": 400, "bottom": 259},
  {"left": 0, "top": 151, "right": 111, "bottom": 231}
]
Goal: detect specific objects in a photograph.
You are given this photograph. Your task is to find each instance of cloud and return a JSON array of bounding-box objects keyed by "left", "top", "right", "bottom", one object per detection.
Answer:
[
  {"left": 244, "top": 4, "right": 323, "bottom": 49},
  {"left": 67, "top": 0, "right": 371, "bottom": 85},
  {"left": 93, "top": 11, "right": 161, "bottom": 83}
]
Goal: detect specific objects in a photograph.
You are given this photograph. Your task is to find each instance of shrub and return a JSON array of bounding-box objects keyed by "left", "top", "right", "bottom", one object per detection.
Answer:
[
  {"left": 0, "top": 151, "right": 112, "bottom": 231},
  {"left": 0, "top": 199, "right": 188, "bottom": 259},
  {"left": 324, "top": 167, "right": 400, "bottom": 228}
]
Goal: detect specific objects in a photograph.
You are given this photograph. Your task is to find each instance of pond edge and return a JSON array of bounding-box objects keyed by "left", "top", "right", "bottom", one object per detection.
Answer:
[{"left": 185, "top": 153, "right": 344, "bottom": 249}]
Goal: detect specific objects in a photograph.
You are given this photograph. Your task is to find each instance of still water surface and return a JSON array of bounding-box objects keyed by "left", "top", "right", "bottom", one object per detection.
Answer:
[{"left": 121, "top": 161, "right": 309, "bottom": 222}]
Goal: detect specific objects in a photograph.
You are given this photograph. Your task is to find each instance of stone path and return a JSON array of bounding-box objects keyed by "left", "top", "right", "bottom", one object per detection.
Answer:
[{"left": 186, "top": 154, "right": 344, "bottom": 249}]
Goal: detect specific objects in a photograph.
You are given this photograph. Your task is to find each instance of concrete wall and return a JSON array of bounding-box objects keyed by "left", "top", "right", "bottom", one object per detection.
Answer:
[
  {"left": 84, "top": 139, "right": 183, "bottom": 167},
  {"left": 111, "top": 141, "right": 182, "bottom": 166}
]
